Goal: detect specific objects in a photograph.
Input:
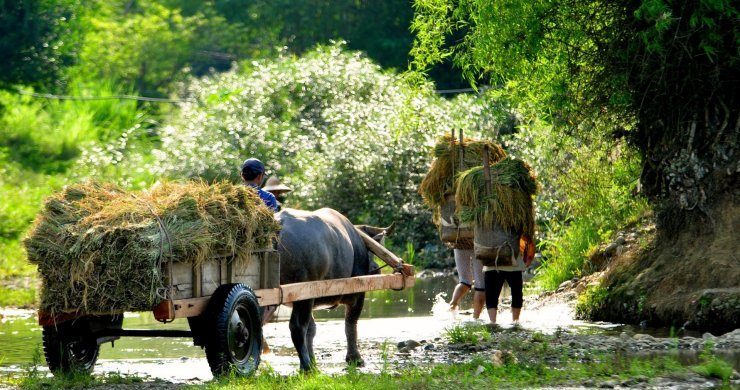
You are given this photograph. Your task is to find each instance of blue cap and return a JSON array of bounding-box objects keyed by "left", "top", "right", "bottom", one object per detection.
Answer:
[{"left": 241, "top": 158, "right": 265, "bottom": 174}]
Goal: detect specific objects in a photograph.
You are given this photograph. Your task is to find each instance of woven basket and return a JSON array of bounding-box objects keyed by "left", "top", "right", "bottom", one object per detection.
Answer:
[
  {"left": 474, "top": 222, "right": 520, "bottom": 267},
  {"left": 439, "top": 194, "right": 474, "bottom": 247}
]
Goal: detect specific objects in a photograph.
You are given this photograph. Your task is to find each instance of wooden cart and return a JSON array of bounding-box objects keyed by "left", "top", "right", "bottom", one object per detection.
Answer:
[{"left": 38, "top": 230, "right": 415, "bottom": 376}]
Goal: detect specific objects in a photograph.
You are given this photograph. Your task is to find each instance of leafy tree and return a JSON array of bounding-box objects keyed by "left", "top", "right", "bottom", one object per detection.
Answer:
[
  {"left": 199, "top": 0, "right": 467, "bottom": 89},
  {"left": 411, "top": 0, "right": 738, "bottom": 233},
  {"left": 73, "top": 0, "right": 280, "bottom": 95},
  {"left": 0, "top": 0, "right": 83, "bottom": 89}
]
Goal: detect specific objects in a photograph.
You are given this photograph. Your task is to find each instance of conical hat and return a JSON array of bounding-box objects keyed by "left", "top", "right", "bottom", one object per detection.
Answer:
[{"left": 262, "top": 176, "right": 292, "bottom": 193}]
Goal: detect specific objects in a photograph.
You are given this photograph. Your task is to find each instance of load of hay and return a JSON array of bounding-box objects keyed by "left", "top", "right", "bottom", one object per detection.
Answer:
[
  {"left": 25, "top": 181, "right": 281, "bottom": 315},
  {"left": 455, "top": 157, "right": 538, "bottom": 238},
  {"left": 418, "top": 135, "right": 507, "bottom": 210}
]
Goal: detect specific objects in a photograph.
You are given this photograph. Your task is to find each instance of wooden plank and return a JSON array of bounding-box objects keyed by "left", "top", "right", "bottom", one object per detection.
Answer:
[
  {"left": 354, "top": 228, "right": 412, "bottom": 276},
  {"left": 171, "top": 262, "right": 193, "bottom": 299},
  {"left": 266, "top": 251, "right": 280, "bottom": 288},
  {"left": 254, "top": 273, "right": 415, "bottom": 306},
  {"left": 173, "top": 296, "right": 209, "bottom": 319},
  {"left": 192, "top": 263, "right": 202, "bottom": 297},
  {"left": 202, "top": 261, "right": 220, "bottom": 296},
  {"left": 159, "top": 270, "right": 415, "bottom": 320},
  {"left": 227, "top": 256, "right": 233, "bottom": 283},
  {"left": 220, "top": 256, "right": 227, "bottom": 286}
]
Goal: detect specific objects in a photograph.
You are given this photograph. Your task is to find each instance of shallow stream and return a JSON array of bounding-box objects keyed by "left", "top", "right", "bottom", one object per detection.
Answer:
[{"left": 0, "top": 274, "right": 734, "bottom": 383}]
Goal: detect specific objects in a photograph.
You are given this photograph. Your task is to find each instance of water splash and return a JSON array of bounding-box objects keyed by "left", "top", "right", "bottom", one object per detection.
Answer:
[{"left": 430, "top": 292, "right": 453, "bottom": 319}]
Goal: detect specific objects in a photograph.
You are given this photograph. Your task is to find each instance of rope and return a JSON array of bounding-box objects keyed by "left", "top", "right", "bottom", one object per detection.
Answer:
[
  {"left": 391, "top": 268, "right": 407, "bottom": 291},
  {"left": 16, "top": 89, "right": 192, "bottom": 104},
  {"left": 434, "top": 87, "right": 476, "bottom": 94}
]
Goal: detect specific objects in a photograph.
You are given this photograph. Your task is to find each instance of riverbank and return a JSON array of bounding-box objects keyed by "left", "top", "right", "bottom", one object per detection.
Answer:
[{"left": 581, "top": 198, "right": 740, "bottom": 334}]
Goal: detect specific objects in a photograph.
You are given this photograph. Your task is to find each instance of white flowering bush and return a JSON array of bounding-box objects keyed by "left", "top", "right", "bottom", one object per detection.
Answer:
[{"left": 78, "top": 43, "right": 509, "bottom": 267}]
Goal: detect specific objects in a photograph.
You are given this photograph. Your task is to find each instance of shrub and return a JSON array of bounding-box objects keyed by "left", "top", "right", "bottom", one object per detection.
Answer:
[{"left": 77, "top": 44, "right": 512, "bottom": 267}]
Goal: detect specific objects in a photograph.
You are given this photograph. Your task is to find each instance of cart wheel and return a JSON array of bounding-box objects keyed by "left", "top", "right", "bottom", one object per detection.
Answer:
[
  {"left": 42, "top": 321, "right": 99, "bottom": 375},
  {"left": 205, "top": 283, "right": 262, "bottom": 376}
]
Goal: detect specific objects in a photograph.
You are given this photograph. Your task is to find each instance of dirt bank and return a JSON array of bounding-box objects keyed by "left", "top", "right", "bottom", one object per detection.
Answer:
[{"left": 587, "top": 196, "right": 740, "bottom": 333}]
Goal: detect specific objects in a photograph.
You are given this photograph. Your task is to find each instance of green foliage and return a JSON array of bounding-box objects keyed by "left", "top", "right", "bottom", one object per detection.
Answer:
[
  {"left": 404, "top": 242, "right": 416, "bottom": 266},
  {"left": 72, "top": 0, "right": 276, "bottom": 95},
  {"left": 241, "top": 1, "right": 415, "bottom": 71},
  {"left": 411, "top": 0, "right": 627, "bottom": 126},
  {"left": 693, "top": 347, "right": 733, "bottom": 384},
  {"left": 575, "top": 284, "right": 610, "bottom": 319},
  {"left": 503, "top": 118, "right": 650, "bottom": 290},
  {"left": 0, "top": 0, "right": 83, "bottom": 88},
  {"left": 0, "top": 158, "right": 66, "bottom": 283},
  {"left": 77, "top": 44, "right": 502, "bottom": 267},
  {"left": 0, "top": 79, "right": 143, "bottom": 173},
  {"left": 0, "top": 285, "right": 36, "bottom": 307},
  {"left": 410, "top": 0, "right": 739, "bottom": 233},
  {"left": 537, "top": 219, "right": 602, "bottom": 290},
  {"left": 62, "top": 0, "right": 438, "bottom": 94},
  {"left": 445, "top": 323, "right": 491, "bottom": 344}
]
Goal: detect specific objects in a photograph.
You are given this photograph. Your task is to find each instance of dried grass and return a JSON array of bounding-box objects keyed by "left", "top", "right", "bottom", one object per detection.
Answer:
[
  {"left": 418, "top": 135, "right": 507, "bottom": 210},
  {"left": 25, "top": 181, "right": 280, "bottom": 314},
  {"left": 455, "top": 158, "right": 538, "bottom": 237}
]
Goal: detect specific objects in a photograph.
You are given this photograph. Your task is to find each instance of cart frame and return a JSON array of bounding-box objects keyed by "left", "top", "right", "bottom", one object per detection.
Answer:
[{"left": 38, "top": 228, "right": 414, "bottom": 376}]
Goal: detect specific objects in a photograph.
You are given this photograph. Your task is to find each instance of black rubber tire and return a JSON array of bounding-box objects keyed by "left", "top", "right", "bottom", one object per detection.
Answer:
[
  {"left": 42, "top": 320, "right": 100, "bottom": 375},
  {"left": 204, "top": 283, "right": 262, "bottom": 376}
]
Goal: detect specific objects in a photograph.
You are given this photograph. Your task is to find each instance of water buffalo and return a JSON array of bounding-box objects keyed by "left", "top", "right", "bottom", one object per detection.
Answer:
[{"left": 270, "top": 207, "right": 393, "bottom": 371}]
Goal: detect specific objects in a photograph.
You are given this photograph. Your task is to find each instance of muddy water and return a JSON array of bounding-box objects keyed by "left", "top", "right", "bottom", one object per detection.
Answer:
[{"left": 0, "top": 275, "right": 724, "bottom": 383}]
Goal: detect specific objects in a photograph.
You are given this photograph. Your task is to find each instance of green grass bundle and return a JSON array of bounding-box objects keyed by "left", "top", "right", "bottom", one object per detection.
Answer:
[
  {"left": 418, "top": 135, "right": 507, "bottom": 209},
  {"left": 25, "top": 181, "right": 281, "bottom": 315},
  {"left": 455, "top": 158, "right": 538, "bottom": 237}
]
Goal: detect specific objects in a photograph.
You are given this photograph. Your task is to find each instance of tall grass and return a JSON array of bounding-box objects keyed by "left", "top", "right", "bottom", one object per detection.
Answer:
[
  {"left": 504, "top": 121, "right": 651, "bottom": 292},
  {"left": 0, "top": 78, "right": 147, "bottom": 307},
  {"left": 533, "top": 148, "right": 650, "bottom": 290},
  {"left": 0, "top": 78, "right": 141, "bottom": 173}
]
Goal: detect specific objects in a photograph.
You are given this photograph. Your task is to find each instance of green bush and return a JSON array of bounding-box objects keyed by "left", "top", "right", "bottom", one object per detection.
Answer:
[
  {"left": 77, "top": 43, "right": 510, "bottom": 267},
  {"left": 0, "top": 79, "right": 142, "bottom": 173},
  {"left": 575, "top": 284, "right": 610, "bottom": 319}
]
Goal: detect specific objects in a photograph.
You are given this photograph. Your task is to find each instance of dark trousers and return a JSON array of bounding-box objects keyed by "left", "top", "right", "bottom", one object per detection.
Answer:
[{"left": 484, "top": 270, "right": 523, "bottom": 309}]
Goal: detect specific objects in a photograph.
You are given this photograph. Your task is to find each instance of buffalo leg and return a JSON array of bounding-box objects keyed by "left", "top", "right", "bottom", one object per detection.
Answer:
[
  {"left": 306, "top": 314, "right": 317, "bottom": 364},
  {"left": 289, "top": 299, "right": 315, "bottom": 371},
  {"left": 344, "top": 293, "right": 365, "bottom": 366},
  {"left": 261, "top": 305, "right": 278, "bottom": 354}
]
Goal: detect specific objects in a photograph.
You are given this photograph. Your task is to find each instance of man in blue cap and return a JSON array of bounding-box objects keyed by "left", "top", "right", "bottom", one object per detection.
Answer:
[{"left": 241, "top": 158, "right": 279, "bottom": 212}]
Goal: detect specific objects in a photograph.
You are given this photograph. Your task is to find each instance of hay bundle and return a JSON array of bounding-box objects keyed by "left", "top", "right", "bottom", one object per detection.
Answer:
[
  {"left": 455, "top": 157, "right": 538, "bottom": 238},
  {"left": 25, "top": 181, "right": 281, "bottom": 314},
  {"left": 418, "top": 135, "right": 507, "bottom": 209}
]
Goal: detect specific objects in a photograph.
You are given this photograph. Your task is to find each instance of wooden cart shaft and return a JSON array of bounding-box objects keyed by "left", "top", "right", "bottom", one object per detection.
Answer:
[{"left": 153, "top": 271, "right": 414, "bottom": 321}]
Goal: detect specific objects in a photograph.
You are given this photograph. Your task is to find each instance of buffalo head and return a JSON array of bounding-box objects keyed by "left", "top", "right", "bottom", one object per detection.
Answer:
[
  {"left": 355, "top": 222, "right": 395, "bottom": 243},
  {"left": 355, "top": 222, "right": 395, "bottom": 275}
]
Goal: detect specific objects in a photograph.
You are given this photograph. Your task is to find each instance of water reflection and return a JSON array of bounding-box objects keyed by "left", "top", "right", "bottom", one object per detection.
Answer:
[
  {"left": 0, "top": 276, "right": 460, "bottom": 367},
  {"left": 316, "top": 273, "right": 459, "bottom": 320}
]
